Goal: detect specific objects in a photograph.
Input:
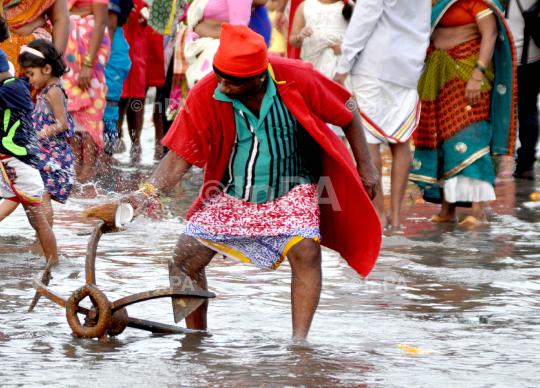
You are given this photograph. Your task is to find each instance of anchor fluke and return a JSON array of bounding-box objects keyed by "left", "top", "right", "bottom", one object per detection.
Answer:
[{"left": 169, "top": 261, "right": 207, "bottom": 323}]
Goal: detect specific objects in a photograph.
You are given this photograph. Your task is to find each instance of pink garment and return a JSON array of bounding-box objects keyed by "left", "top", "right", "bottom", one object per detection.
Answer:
[
  {"left": 68, "top": 0, "right": 109, "bottom": 8},
  {"left": 202, "top": 0, "right": 252, "bottom": 25}
]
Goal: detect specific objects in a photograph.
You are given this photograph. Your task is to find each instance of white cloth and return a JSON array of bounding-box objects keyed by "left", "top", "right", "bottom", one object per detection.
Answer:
[
  {"left": 0, "top": 157, "right": 44, "bottom": 203},
  {"left": 301, "top": 0, "right": 351, "bottom": 137},
  {"left": 351, "top": 73, "right": 420, "bottom": 144},
  {"left": 442, "top": 176, "right": 496, "bottom": 203},
  {"left": 505, "top": 0, "right": 540, "bottom": 64},
  {"left": 336, "top": 0, "right": 431, "bottom": 89}
]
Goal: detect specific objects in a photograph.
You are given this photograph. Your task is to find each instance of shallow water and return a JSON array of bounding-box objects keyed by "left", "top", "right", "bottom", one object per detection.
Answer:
[{"left": 1, "top": 98, "right": 540, "bottom": 387}]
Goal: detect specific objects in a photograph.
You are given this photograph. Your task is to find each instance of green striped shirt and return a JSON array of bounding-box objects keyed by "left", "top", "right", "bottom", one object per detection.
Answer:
[{"left": 215, "top": 75, "right": 316, "bottom": 204}]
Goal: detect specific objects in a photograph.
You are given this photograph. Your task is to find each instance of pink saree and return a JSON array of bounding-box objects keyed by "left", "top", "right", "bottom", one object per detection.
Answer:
[{"left": 64, "top": 14, "right": 111, "bottom": 151}]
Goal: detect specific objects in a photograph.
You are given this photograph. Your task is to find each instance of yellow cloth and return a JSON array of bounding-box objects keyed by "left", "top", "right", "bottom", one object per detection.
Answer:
[
  {"left": 164, "top": 0, "right": 177, "bottom": 35},
  {"left": 268, "top": 10, "right": 286, "bottom": 55}
]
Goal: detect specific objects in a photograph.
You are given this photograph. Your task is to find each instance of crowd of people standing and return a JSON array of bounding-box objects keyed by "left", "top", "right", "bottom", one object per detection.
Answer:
[{"left": 0, "top": 0, "right": 539, "bottom": 280}]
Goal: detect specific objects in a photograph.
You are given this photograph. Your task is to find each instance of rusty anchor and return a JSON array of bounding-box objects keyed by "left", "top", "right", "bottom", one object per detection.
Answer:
[{"left": 29, "top": 222, "right": 215, "bottom": 341}]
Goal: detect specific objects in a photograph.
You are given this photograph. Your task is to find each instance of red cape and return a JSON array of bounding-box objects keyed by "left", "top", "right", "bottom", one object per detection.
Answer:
[{"left": 163, "top": 57, "right": 381, "bottom": 277}]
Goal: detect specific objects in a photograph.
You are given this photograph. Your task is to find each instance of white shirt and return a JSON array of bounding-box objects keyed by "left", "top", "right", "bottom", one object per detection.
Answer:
[
  {"left": 505, "top": 0, "right": 540, "bottom": 64},
  {"left": 336, "top": 0, "right": 432, "bottom": 89}
]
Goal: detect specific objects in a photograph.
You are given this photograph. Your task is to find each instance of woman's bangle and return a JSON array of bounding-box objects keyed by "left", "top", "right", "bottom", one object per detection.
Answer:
[
  {"left": 477, "top": 60, "right": 486, "bottom": 69},
  {"left": 475, "top": 63, "right": 486, "bottom": 74},
  {"left": 83, "top": 53, "right": 94, "bottom": 68},
  {"left": 471, "top": 74, "right": 483, "bottom": 82}
]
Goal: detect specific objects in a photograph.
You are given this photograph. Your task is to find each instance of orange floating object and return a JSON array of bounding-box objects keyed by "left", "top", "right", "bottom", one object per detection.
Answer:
[
  {"left": 398, "top": 344, "right": 435, "bottom": 355},
  {"left": 530, "top": 192, "right": 540, "bottom": 201}
]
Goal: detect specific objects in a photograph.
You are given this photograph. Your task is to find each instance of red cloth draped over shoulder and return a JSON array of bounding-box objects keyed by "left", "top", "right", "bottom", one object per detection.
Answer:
[
  {"left": 162, "top": 57, "right": 382, "bottom": 277},
  {"left": 438, "top": 0, "right": 490, "bottom": 27}
]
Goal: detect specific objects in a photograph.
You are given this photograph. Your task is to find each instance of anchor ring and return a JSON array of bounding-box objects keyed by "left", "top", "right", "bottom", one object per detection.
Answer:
[{"left": 66, "top": 284, "right": 111, "bottom": 338}]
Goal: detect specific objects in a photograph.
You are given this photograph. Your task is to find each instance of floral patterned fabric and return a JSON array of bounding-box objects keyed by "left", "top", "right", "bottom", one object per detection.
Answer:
[
  {"left": 34, "top": 84, "right": 76, "bottom": 203},
  {"left": 183, "top": 183, "right": 321, "bottom": 269}
]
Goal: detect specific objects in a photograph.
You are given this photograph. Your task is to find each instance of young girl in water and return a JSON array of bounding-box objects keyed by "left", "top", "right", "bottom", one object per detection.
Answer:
[
  {"left": 0, "top": 43, "right": 59, "bottom": 263},
  {"left": 289, "top": 0, "right": 355, "bottom": 137},
  {"left": 18, "top": 39, "right": 76, "bottom": 228}
]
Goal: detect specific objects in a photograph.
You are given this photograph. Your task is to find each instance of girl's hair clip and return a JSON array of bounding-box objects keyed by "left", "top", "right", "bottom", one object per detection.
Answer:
[{"left": 20, "top": 46, "right": 45, "bottom": 59}]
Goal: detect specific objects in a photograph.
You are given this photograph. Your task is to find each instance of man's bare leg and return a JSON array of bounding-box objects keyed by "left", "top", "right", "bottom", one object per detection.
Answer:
[
  {"left": 287, "top": 238, "right": 322, "bottom": 342},
  {"left": 172, "top": 234, "right": 216, "bottom": 329},
  {"left": 388, "top": 142, "right": 412, "bottom": 228},
  {"left": 368, "top": 143, "right": 387, "bottom": 228}
]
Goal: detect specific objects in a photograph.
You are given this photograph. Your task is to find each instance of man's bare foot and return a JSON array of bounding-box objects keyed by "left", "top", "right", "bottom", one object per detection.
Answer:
[
  {"left": 387, "top": 211, "right": 401, "bottom": 228},
  {"left": 376, "top": 209, "right": 388, "bottom": 228}
]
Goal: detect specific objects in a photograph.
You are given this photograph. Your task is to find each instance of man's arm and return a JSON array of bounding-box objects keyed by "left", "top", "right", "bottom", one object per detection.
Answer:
[
  {"left": 334, "top": 0, "right": 384, "bottom": 84},
  {"left": 126, "top": 152, "right": 192, "bottom": 214},
  {"left": 342, "top": 101, "right": 379, "bottom": 200}
]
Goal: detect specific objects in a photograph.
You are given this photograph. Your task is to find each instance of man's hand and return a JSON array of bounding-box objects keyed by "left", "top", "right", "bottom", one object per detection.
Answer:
[
  {"left": 120, "top": 194, "right": 147, "bottom": 217},
  {"left": 333, "top": 72, "right": 347, "bottom": 86},
  {"left": 357, "top": 162, "right": 379, "bottom": 200},
  {"left": 275, "top": 11, "right": 288, "bottom": 34}
]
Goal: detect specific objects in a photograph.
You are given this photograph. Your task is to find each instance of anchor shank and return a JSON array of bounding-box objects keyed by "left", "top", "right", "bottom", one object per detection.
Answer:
[{"left": 86, "top": 223, "right": 106, "bottom": 285}]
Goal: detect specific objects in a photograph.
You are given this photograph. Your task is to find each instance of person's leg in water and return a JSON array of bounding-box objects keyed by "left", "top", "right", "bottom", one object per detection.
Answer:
[
  {"left": 436, "top": 194, "right": 458, "bottom": 222},
  {"left": 468, "top": 201, "right": 485, "bottom": 222},
  {"left": 171, "top": 234, "right": 216, "bottom": 330},
  {"left": 154, "top": 87, "right": 164, "bottom": 160},
  {"left": 287, "top": 238, "right": 322, "bottom": 342},
  {"left": 368, "top": 143, "right": 387, "bottom": 228},
  {"left": 41, "top": 191, "right": 54, "bottom": 228},
  {"left": 387, "top": 142, "right": 412, "bottom": 228},
  {"left": 23, "top": 203, "right": 59, "bottom": 263},
  {"left": 69, "top": 133, "right": 84, "bottom": 177},
  {"left": 0, "top": 200, "right": 19, "bottom": 222},
  {"left": 115, "top": 98, "right": 129, "bottom": 154},
  {"left": 126, "top": 97, "right": 145, "bottom": 162},
  {"left": 78, "top": 132, "right": 98, "bottom": 183}
]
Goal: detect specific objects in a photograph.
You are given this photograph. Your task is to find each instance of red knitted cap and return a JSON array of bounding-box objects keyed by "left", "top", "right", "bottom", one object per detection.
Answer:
[{"left": 213, "top": 24, "right": 268, "bottom": 78}]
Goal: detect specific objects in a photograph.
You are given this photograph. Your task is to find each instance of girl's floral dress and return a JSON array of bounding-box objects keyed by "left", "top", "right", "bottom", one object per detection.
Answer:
[{"left": 34, "top": 83, "right": 76, "bottom": 203}]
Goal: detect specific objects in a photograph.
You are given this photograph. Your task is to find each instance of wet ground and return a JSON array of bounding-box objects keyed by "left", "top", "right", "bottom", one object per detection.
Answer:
[{"left": 1, "top": 94, "right": 540, "bottom": 387}]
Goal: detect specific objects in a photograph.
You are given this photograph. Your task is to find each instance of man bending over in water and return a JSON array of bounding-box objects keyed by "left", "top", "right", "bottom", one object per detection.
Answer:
[{"left": 125, "top": 24, "right": 382, "bottom": 341}]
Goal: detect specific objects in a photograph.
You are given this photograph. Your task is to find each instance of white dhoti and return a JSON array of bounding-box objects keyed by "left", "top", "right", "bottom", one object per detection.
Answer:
[{"left": 351, "top": 74, "right": 421, "bottom": 145}]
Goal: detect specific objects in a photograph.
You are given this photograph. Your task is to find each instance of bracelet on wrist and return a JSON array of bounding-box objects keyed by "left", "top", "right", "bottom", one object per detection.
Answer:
[
  {"left": 477, "top": 60, "right": 487, "bottom": 69},
  {"left": 471, "top": 74, "right": 483, "bottom": 82},
  {"left": 474, "top": 63, "right": 486, "bottom": 74},
  {"left": 83, "top": 53, "right": 95, "bottom": 68}
]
